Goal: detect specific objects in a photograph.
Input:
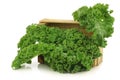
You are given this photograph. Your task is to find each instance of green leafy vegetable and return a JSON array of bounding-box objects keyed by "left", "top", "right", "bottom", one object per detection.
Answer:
[
  {"left": 12, "top": 3, "right": 114, "bottom": 73},
  {"left": 12, "top": 24, "right": 101, "bottom": 73},
  {"left": 72, "top": 3, "right": 114, "bottom": 47}
]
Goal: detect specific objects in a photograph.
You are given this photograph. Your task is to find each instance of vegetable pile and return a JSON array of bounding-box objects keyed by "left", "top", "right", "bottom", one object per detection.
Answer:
[{"left": 12, "top": 3, "right": 114, "bottom": 73}]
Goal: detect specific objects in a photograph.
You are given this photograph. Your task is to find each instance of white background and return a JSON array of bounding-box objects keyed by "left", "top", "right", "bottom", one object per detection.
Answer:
[{"left": 0, "top": 0, "right": 120, "bottom": 80}]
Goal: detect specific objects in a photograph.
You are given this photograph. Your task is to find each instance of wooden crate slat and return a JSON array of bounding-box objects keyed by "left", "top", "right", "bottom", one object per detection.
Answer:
[{"left": 39, "top": 18, "right": 79, "bottom": 24}]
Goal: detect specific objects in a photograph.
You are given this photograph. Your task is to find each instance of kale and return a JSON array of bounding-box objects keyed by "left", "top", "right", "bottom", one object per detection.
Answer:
[
  {"left": 72, "top": 3, "right": 114, "bottom": 47},
  {"left": 12, "top": 24, "right": 101, "bottom": 73},
  {"left": 12, "top": 3, "right": 114, "bottom": 73}
]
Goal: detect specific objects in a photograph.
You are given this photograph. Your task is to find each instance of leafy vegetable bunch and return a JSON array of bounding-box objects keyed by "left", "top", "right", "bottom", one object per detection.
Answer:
[
  {"left": 12, "top": 3, "right": 114, "bottom": 73},
  {"left": 12, "top": 24, "right": 101, "bottom": 73}
]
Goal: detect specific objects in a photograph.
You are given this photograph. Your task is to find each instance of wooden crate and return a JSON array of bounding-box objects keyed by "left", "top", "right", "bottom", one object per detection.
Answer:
[{"left": 38, "top": 18, "right": 103, "bottom": 67}]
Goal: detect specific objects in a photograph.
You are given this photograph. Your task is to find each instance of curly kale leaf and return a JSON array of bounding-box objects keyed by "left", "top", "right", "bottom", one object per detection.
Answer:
[
  {"left": 72, "top": 3, "right": 114, "bottom": 47},
  {"left": 12, "top": 42, "right": 56, "bottom": 69}
]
